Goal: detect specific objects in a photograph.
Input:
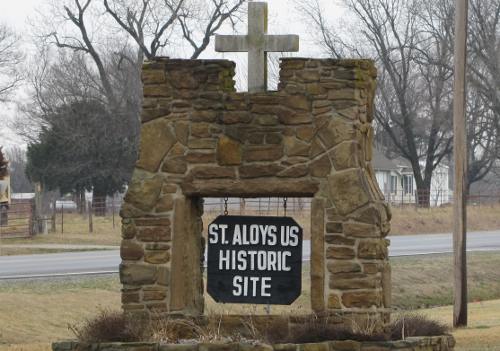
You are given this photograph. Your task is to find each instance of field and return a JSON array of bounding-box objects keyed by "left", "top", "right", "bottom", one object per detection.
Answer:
[
  {"left": 2, "top": 204, "right": 500, "bottom": 251},
  {"left": 390, "top": 204, "right": 500, "bottom": 235},
  {"left": 2, "top": 251, "right": 500, "bottom": 350}
]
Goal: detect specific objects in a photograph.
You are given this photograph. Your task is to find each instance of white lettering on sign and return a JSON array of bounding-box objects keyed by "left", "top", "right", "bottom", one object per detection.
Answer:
[
  {"left": 232, "top": 275, "right": 272, "bottom": 297},
  {"left": 210, "top": 222, "right": 300, "bottom": 298},
  {"left": 211, "top": 224, "right": 299, "bottom": 246},
  {"left": 217, "top": 249, "right": 292, "bottom": 271}
]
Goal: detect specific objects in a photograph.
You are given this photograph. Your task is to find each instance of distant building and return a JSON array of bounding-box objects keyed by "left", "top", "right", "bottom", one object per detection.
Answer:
[{"left": 372, "top": 148, "right": 452, "bottom": 206}]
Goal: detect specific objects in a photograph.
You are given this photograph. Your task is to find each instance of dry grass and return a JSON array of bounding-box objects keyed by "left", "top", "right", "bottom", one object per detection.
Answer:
[
  {"left": 0, "top": 276, "right": 121, "bottom": 347},
  {"left": 390, "top": 204, "right": 500, "bottom": 235},
  {"left": 392, "top": 251, "right": 500, "bottom": 309},
  {"left": 2, "top": 253, "right": 500, "bottom": 350},
  {"left": 2, "top": 213, "right": 121, "bottom": 246},
  {"left": 424, "top": 300, "right": 500, "bottom": 351}
]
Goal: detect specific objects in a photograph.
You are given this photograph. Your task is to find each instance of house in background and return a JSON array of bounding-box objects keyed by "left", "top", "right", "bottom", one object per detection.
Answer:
[{"left": 372, "top": 148, "right": 452, "bottom": 206}]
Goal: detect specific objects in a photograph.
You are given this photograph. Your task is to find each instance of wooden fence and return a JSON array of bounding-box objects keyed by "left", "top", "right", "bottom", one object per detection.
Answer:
[{"left": 0, "top": 199, "right": 34, "bottom": 238}]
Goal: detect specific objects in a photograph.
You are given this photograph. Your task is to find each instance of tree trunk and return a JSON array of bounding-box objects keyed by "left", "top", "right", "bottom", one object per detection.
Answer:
[{"left": 415, "top": 180, "right": 431, "bottom": 208}]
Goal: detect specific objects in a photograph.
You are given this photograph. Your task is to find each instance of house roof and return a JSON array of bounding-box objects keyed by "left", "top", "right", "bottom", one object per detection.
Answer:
[{"left": 372, "top": 148, "right": 399, "bottom": 171}]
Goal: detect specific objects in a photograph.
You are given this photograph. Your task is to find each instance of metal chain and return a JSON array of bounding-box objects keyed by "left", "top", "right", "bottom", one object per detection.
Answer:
[
  {"left": 283, "top": 197, "right": 287, "bottom": 216},
  {"left": 224, "top": 197, "right": 229, "bottom": 215}
]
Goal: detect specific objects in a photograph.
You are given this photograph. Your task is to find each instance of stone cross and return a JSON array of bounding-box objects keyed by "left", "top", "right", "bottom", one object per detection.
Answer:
[{"left": 215, "top": 2, "right": 299, "bottom": 92}]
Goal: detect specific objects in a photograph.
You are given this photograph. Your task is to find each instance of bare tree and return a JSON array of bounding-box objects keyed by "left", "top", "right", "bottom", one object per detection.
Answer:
[
  {"left": 300, "top": 0, "right": 500, "bottom": 203},
  {"left": 103, "top": 0, "right": 184, "bottom": 60},
  {"left": 44, "top": 0, "right": 119, "bottom": 108},
  {"left": 176, "top": 0, "right": 245, "bottom": 58},
  {"left": 301, "top": 0, "right": 455, "bottom": 206},
  {"left": 0, "top": 23, "right": 23, "bottom": 102},
  {"left": 103, "top": 0, "right": 245, "bottom": 60}
]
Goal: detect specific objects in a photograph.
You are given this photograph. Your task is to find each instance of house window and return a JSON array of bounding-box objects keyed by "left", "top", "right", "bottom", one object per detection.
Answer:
[
  {"left": 403, "top": 175, "right": 413, "bottom": 195},
  {"left": 390, "top": 175, "right": 398, "bottom": 193}
]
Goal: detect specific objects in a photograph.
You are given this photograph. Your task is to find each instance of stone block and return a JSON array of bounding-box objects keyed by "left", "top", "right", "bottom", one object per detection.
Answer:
[
  {"left": 239, "top": 164, "right": 285, "bottom": 178},
  {"left": 175, "top": 121, "right": 190, "bottom": 145},
  {"left": 188, "top": 138, "right": 217, "bottom": 149},
  {"left": 137, "top": 119, "right": 175, "bottom": 172},
  {"left": 191, "top": 110, "right": 219, "bottom": 122},
  {"left": 328, "top": 169, "right": 371, "bottom": 215},
  {"left": 317, "top": 118, "right": 356, "bottom": 149},
  {"left": 329, "top": 273, "right": 379, "bottom": 290},
  {"left": 343, "top": 222, "right": 379, "bottom": 238},
  {"left": 297, "top": 70, "right": 321, "bottom": 82},
  {"left": 326, "top": 246, "right": 355, "bottom": 259},
  {"left": 168, "top": 70, "right": 200, "bottom": 89},
  {"left": 358, "top": 240, "right": 388, "bottom": 259},
  {"left": 329, "top": 142, "right": 359, "bottom": 171},
  {"left": 122, "top": 290, "right": 141, "bottom": 303},
  {"left": 327, "top": 261, "right": 362, "bottom": 274},
  {"left": 309, "top": 155, "right": 332, "bottom": 177},
  {"left": 136, "top": 226, "right": 171, "bottom": 242},
  {"left": 342, "top": 291, "right": 381, "bottom": 308},
  {"left": 266, "top": 133, "right": 284, "bottom": 144},
  {"left": 244, "top": 145, "right": 284, "bottom": 162},
  {"left": 284, "top": 95, "right": 310, "bottom": 111},
  {"left": 296, "top": 126, "right": 315, "bottom": 141},
  {"left": 363, "top": 263, "right": 381, "bottom": 275},
  {"left": 162, "top": 158, "right": 187, "bottom": 174},
  {"left": 144, "top": 250, "right": 170, "bottom": 264},
  {"left": 329, "top": 340, "right": 361, "bottom": 351},
  {"left": 143, "top": 84, "right": 171, "bottom": 98},
  {"left": 328, "top": 294, "right": 343, "bottom": 309},
  {"left": 159, "top": 345, "right": 199, "bottom": 351},
  {"left": 199, "top": 343, "right": 240, "bottom": 351},
  {"left": 191, "top": 166, "right": 236, "bottom": 179},
  {"left": 278, "top": 165, "right": 309, "bottom": 178},
  {"left": 222, "top": 111, "right": 252, "bottom": 124},
  {"left": 325, "top": 235, "right": 355, "bottom": 246},
  {"left": 217, "top": 136, "right": 242, "bottom": 165},
  {"left": 191, "top": 123, "right": 212, "bottom": 138},
  {"left": 122, "top": 223, "right": 136, "bottom": 239},
  {"left": 284, "top": 137, "right": 310, "bottom": 157},
  {"left": 326, "top": 222, "right": 343, "bottom": 233},
  {"left": 186, "top": 151, "right": 216, "bottom": 164},
  {"left": 120, "top": 263, "right": 158, "bottom": 285},
  {"left": 135, "top": 217, "right": 170, "bottom": 226},
  {"left": 143, "top": 287, "right": 167, "bottom": 301},
  {"left": 278, "top": 112, "right": 313, "bottom": 125},
  {"left": 256, "top": 114, "right": 279, "bottom": 126},
  {"left": 299, "top": 342, "right": 329, "bottom": 351},
  {"left": 124, "top": 173, "right": 163, "bottom": 212},
  {"left": 121, "top": 240, "right": 144, "bottom": 260}
]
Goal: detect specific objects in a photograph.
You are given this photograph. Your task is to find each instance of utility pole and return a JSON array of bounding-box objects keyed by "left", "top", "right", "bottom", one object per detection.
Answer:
[{"left": 453, "top": 0, "right": 468, "bottom": 328}]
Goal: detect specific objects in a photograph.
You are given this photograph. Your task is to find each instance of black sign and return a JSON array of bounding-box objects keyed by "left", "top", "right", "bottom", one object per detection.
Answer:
[{"left": 207, "top": 215, "right": 302, "bottom": 305}]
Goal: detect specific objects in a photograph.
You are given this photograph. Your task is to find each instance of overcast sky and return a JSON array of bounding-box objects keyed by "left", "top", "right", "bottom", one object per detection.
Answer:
[{"left": 0, "top": 0, "right": 343, "bottom": 147}]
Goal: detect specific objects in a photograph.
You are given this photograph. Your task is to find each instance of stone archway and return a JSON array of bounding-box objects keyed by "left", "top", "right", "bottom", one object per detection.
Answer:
[{"left": 120, "top": 57, "right": 391, "bottom": 323}]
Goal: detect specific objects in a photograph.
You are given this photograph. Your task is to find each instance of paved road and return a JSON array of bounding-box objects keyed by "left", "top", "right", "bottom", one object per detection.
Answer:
[{"left": 1, "top": 231, "right": 500, "bottom": 279}]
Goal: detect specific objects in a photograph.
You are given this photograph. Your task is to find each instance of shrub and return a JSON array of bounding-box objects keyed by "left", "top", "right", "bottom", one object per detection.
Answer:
[
  {"left": 71, "top": 311, "right": 450, "bottom": 344},
  {"left": 69, "top": 309, "right": 145, "bottom": 342},
  {"left": 389, "top": 313, "right": 450, "bottom": 340},
  {"left": 281, "top": 315, "right": 388, "bottom": 344}
]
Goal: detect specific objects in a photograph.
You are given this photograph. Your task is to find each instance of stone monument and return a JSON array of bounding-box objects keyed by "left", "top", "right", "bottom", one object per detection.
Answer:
[{"left": 120, "top": 1, "right": 391, "bottom": 327}]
